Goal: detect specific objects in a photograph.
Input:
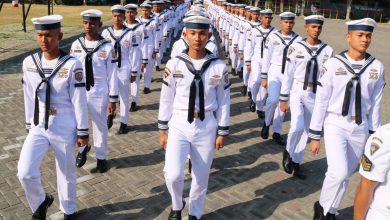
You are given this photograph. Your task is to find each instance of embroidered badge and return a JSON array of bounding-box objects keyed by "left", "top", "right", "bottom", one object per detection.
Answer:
[
  {"left": 74, "top": 69, "right": 83, "bottom": 82},
  {"left": 288, "top": 47, "right": 295, "bottom": 56},
  {"left": 369, "top": 69, "right": 378, "bottom": 80},
  {"left": 136, "top": 31, "right": 141, "bottom": 36},
  {"left": 132, "top": 35, "right": 137, "bottom": 43},
  {"left": 27, "top": 64, "right": 38, "bottom": 73},
  {"left": 164, "top": 68, "right": 171, "bottom": 78},
  {"left": 370, "top": 142, "right": 380, "bottom": 156},
  {"left": 372, "top": 137, "right": 383, "bottom": 144},
  {"left": 98, "top": 50, "right": 107, "bottom": 59},
  {"left": 273, "top": 41, "right": 280, "bottom": 45},
  {"left": 58, "top": 68, "right": 68, "bottom": 78},
  {"left": 335, "top": 67, "right": 347, "bottom": 75},
  {"left": 361, "top": 154, "right": 372, "bottom": 172}
]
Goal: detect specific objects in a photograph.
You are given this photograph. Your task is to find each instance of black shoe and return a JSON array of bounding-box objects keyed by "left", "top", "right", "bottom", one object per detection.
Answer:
[
  {"left": 227, "top": 59, "right": 231, "bottom": 65},
  {"left": 75, "top": 145, "right": 91, "bottom": 168},
  {"left": 117, "top": 123, "right": 128, "bottom": 135},
  {"left": 261, "top": 123, "right": 269, "bottom": 139},
  {"left": 168, "top": 200, "right": 186, "bottom": 220},
  {"left": 247, "top": 91, "right": 252, "bottom": 100},
  {"left": 143, "top": 87, "right": 151, "bottom": 94},
  {"left": 129, "top": 102, "right": 138, "bottom": 112},
  {"left": 282, "top": 149, "right": 293, "bottom": 174},
  {"left": 91, "top": 159, "right": 108, "bottom": 174},
  {"left": 249, "top": 100, "right": 256, "bottom": 112},
  {"left": 107, "top": 113, "right": 115, "bottom": 130},
  {"left": 313, "top": 201, "right": 326, "bottom": 220},
  {"left": 272, "top": 133, "right": 286, "bottom": 145},
  {"left": 156, "top": 66, "right": 162, "bottom": 71},
  {"left": 31, "top": 193, "right": 54, "bottom": 220},
  {"left": 325, "top": 213, "right": 337, "bottom": 220},
  {"left": 188, "top": 215, "right": 200, "bottom": 220},
  {"left": 230, "top": 68, "right": 236, "bottom": 76},
  {"left": 188, "top": 159, "right": 192, "bottom": 174},
  {"left": 64, "top": 213, "right": 77, "bottom": 220},
  {"left": 257, "top": 110, "right": 265, "bottom": 119},
  {"left": 238, "top": 70, "right": 243, "bottom": 79},
  {"left": 240, "top": 85, "right": 247, "bottom": 96},
  {"left": 292, "top": 162, "right": 306, "bottom": 180}
]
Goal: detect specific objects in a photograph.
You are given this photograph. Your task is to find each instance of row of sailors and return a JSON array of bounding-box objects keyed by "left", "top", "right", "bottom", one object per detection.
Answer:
[{"left": 206, "top": 0, "right": 387, "bottom": 220}]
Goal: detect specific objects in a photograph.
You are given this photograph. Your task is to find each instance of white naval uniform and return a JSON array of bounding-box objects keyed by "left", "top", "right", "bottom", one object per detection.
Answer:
[
  {"left": 232, "top": 16, "right": 245, "bottom": 71},
  {"left": 70, "top": 37, "right": 118, "bottom": 159},
  {"left": 138, "top": 16, "right": 159, "bottom": 89},
  {"left": 241, "top": 19, "right": 256, "bottom": 90},
  {"left": 101, "top": 26, "right": 134, "bottom": 124},
  {"left": 154, "top": 12, "right": 166, "bottom": 67},
  {"left": 309, "top": 52, "right": 385, "bottom": 215},
  {"left": 261, "top": 31, "right": 302, "bottom": 133},
  {"left": 18, "top": 52, "right": 89, "bottom": 215},
  {"left": 359, "top": 123, "right": 390, "bottom": 220},
  {"left": 229, "top": 15, "right": 239, "bottom": 70},
  {"left": 247, "top": 25, "right": 277, "bottom": 110},
  {"left": 125, "top": 22, "right": 146, "bottom": 105},
  {"left": 280, "top": 40, "right": 333, "bottom": 163},
  {"left": 158, "top": 52, "right": 230, "bottom": 219}
]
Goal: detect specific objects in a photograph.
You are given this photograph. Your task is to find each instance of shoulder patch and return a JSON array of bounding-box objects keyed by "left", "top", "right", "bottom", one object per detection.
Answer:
[
  {"left": 74, "top": 69, "right": 83, "bottom": 82},
  {"left": 361, "top": 154, "right": 372, "bottom": 172},
  {"left": 288, "top": 46, "right": 295, "bottom": 56}
]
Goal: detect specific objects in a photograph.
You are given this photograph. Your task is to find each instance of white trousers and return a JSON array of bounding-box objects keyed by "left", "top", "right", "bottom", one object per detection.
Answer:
[
  {"left": 229, "top": 49, "right": 238, "bottom": 70},
  {"left": 265, "top": 64, "right": 285, "bottom": 133},
  {"left": 117, "top": 66, "right": 130, "bottom": 124},
  {"left": 130, "top": 69, "right": 141, "bottom": 104},
  {"left": 18, "top": 111, "right": 77, "bottom": 215},
  {"left": 285, "top": 82, "right": 315, "bottom": 163},
  {"left": 143, "top": 45, "right": 155, "bottom": 89},
  {"left": 164, "top": 111, "right": 217, "bottom": 219},
  {"left": 250, "top": 59, "right": 267, "bottom": 111},
  {"left": 319, "top": 113, "right": 368, "bottom": 215},
  {"left": 87, "top": 95, "right": 109, "bottom": 159},
  {"left": 155, "top": 40, "right": 163, "bottom": 67}
]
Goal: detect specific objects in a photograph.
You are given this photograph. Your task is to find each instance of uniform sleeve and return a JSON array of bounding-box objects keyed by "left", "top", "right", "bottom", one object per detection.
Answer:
[
  {"left": 368, "top": 63, "right": 385, "bottom": 132},
  {"left": 69, "top": 60, "right": 89, "bottom": 138},
  {"left": 238, "top": 26, "right": 246, "bottom": 54},
  {"left": 22, "top": 59, "right": 34, "bottom": 131},
  {"left": 216, "top": 65, "right": 231, "bottom": 136},
  {"left": 359, "top": 127, "right": 390, "bottom": 183},
  {"left": 107, "top": 46, "right": 119, "bottom": 103},
  {"left": 158, "top": 60, "right": 176, "bottom": 130},
  {"left": 163, "top": 15, "right": 168, "bottom": 39},
  {"left": 280, "top": 45, "right": 297, "bottom": 101},
  {"left": 232, "top": 26, "right": 239, "bottom": 49},
  {"left": 141, "top": 26, "right": 148, "bottom": 65},
  {"left": 244, "top": 28, "right": 254, "bottom": 66},
  {"left": 261, "top": 35, "right": 274, "bottom": 79},
  {"left": 69, "top": 41, "right": 76, "bottom": 56},
  {"left": 308, "top": 61, "right": 333, "bottom": 140},
  {"left": 154, "top": 20, "right": 161, "bottom": 53}
]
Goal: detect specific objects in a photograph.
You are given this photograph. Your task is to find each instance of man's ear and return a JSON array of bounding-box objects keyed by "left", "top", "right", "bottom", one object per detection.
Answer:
[
  {"left": 58, "top": 31, "right": 63, "bottom": 41},
  {"left": 99, "top": 21, "right": 103, "bottom": 28}
]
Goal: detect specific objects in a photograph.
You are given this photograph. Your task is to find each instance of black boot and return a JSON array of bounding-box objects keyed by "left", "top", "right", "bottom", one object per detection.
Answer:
[
  {"left": 238, "top": 70, "right": 243, "bottom": 79},
  {"left": 282, "top": 149, "right": 293, "bottom": 174},
  {"left": 75, "top": 145, "right": 91, "bottom": 168},
  {"left": 256, "top": 110, "right": 265, "bottom": 119},
  {"left": 107, "top": 113, "right": 115, "bottom": 130},
  {"left": 230, "top": 68, "right": 236, "bottom": 76},
  {"left": 156, "top": 66, "right": 162, "bottom": 71},
  {"left": 31, "top": 194, "right": 54, "bottom": 220},
  {"left": 129, "top": 102, "right": 138, "bottom": 112},
  {"left": 313, "top": 201, "right": 326, "bottom": 220},
  {"left": 91, "top": 159, "right": 109, "bottom": 174},
  {"left": 188, "top": 159, "right": 192, "bottom": 174},
  {"left": 249, "top": 100, "right": 256, "bottom": 112},
  {"left": 117, "top": 123, "right": 128, "bottom": 135},
  {"left": 188, "top": 215, "right": 200, "bottom": 220},
  {"left": 247, "top": 91, "right": 252, "bottom": 100},
  {"left": 292, "top": 162, "right": 306, "bottom": 179},
  {"left": 168, "top": 200, "right": 186, "bottom": 220},
  {"left": 272, "top": 133, "right": 286, "bottom": 145},
  {"left": 261, "top": 122, "right": 269, "bottom": 139},
  {"left": 143, "top": 87, "right": 151, "bottom": 94},
  {"left": 240, "top": 85, "right": 247, "bottom": 96},
  {"left": 64, "top": 213, "right": 77, "bottom": 220},
  {"left": 325, "top": 213, "right": 337, "bottom": 220}
]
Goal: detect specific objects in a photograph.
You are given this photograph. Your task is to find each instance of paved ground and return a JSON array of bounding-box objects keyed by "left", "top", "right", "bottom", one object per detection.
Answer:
[{"left": 0, "top": 17, "right": 389, "bottom": 220}]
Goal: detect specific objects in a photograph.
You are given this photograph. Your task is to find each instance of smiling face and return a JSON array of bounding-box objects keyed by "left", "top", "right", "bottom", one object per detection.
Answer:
[
  {"left": 36, "top": 29, "right": 63, "bottom": 53},
  {"left": 347, "top": 30, "right": 372, "bottom": 53}
]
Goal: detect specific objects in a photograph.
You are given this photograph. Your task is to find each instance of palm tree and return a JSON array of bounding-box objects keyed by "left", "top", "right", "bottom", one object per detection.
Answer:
[{"left": 346, "top": 0, "right": 352, "bottom": 20}]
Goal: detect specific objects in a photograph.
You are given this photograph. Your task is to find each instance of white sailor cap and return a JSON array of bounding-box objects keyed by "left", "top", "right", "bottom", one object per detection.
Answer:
[
  {"left": 260, "top": 9, "right": 273, "bottom": 16},
  {"left": 346, "top": 18, "right": 376, "bottom": 32},
  {"left": 151, "top": 0, "right": 163, "bottom": 4},
  {"left": 80, "top": 9, "right": 102, "bottom": 21},
  {"left": 244, "top": 6, "right": 252, "bottom": 10},
  {"left": 185, "top": 9, "right": 207, "bottom": 18},
  {"left": 140, "top": 2, "right": 152, "bottom": 8},
  {"left": 124, "top": 3, "right": 138, "bottom": 10},
  {"left": 164, "top": 0, "right": 172, "bottom": 3},
  {"left": 304, "top": 15, "right": 325, "bottom": 25},
  {"left": 237, "top": 4, "right": 245, "bottom": 8},
  {"left": 111, "top": 5, "right": 126, "bottom": 13},
  {"left": 183, "top": 15, "right": 211, "bottom": 29},
  {"left": 279, "top": 11, "right": 295, "bottom": 20},
  {"left": 31, "top": 15, "right": 63, "bottom": 30},
  {"left": 250, "top": 7, "right": 261, "bottom": 13}
]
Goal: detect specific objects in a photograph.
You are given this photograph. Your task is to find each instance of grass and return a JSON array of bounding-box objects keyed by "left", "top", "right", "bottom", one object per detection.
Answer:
[{"left": 0, "top": 3, "right": 113, "bottom": 27}]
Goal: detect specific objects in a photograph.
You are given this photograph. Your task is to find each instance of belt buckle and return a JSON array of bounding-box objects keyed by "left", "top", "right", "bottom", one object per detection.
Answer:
[
  {"left": 194, "top": 112, "right": 199, "bottom": 118},
  {"left": 48, "top": 108, "right": 57, "bottom": 115}
]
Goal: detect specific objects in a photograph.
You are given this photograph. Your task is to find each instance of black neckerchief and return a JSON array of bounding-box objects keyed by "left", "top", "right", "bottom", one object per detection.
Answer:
[
  {"left": 256, "top": 26, "right": 274, "bottom": 58},
  {"left": 297, "top": 39, "right": 328, "bottom": 93},
  {"left": 334, "top": 51, "right": 375, "bottom": 125},
  {"left": 176, "top": 49, "right": 218, "bottom": 123},
  {"left": 273, "top": 31, "right": 299, "bottom": 74},
  {"left": 107, "top": 26, "right": 131, "bottom": 68},
  {"left": 77, "top": 35, "right": 109, "bottom": 91},
  {"left": 30, "top": 50, "right": 72, "bottom": 130}
]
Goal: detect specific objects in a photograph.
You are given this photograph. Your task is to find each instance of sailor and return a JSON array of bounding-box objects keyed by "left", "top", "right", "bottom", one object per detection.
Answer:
[
  {"left": 152, "top": 0, "right": 165, "bottom": 71},
  {"left": 158, "top": 14, "right": 230, "bottom": 220},
  {"left": 18, "top": 15, "right": 89, "bottom": 219},
  {"left": 279, "top": 15, "right": 333, "bottom": 179},
  {"left": 309, "top": 18, "right": 385, "bottom": 219},
  {"left": 101, "top": 5, "right": 134, "bottom": 134},
  {"left": 260, "top": 12, "right": 302, "bottom": 145}
]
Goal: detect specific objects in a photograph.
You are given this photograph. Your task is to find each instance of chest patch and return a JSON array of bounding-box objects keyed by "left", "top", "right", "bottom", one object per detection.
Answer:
[{"left": 58, "top": 68, "right": 68, "bottom": 78}]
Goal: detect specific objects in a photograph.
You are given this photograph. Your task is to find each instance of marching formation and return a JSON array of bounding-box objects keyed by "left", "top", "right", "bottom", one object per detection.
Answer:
[{"left": 16, "top": 0, "right": 388, "bottom": 219}]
